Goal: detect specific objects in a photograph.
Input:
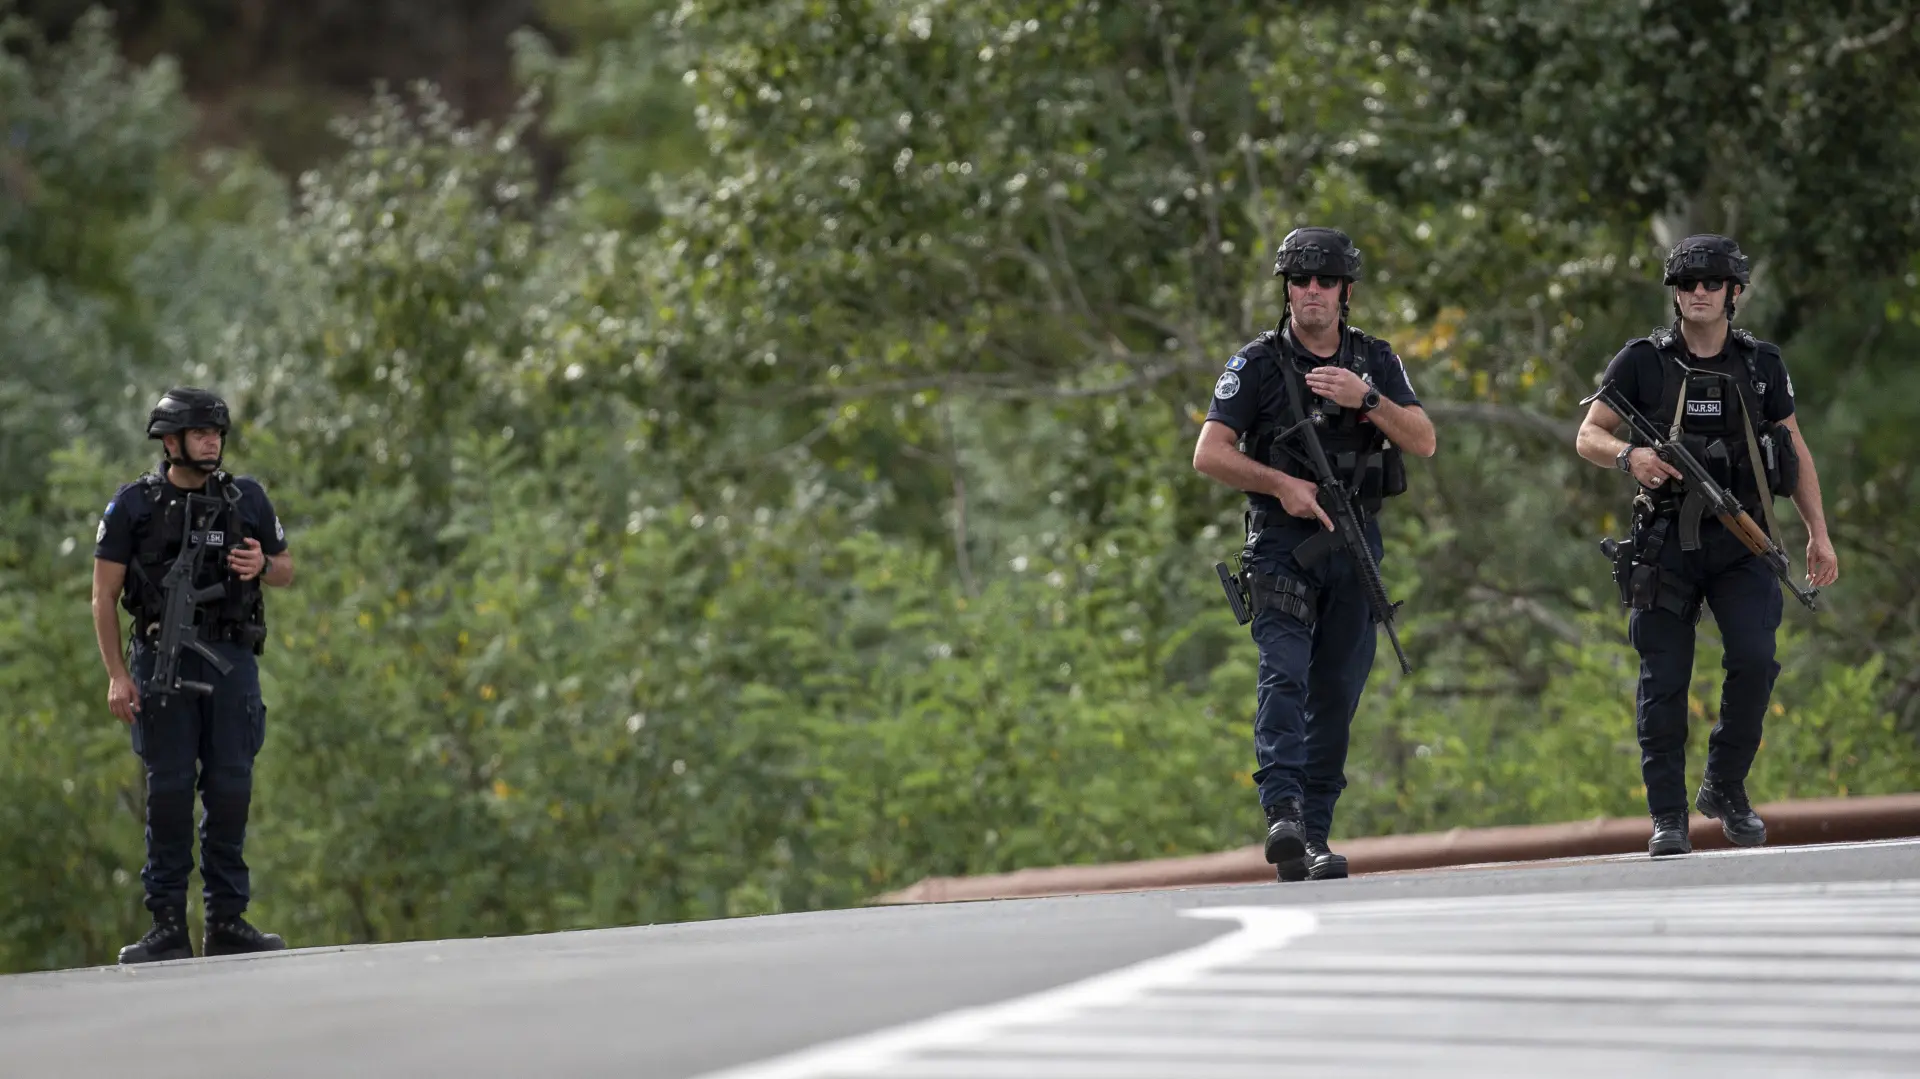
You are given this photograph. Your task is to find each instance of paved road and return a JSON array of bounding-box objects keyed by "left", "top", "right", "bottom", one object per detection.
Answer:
[{"left": 4, "top": 839, "right": 1917, "bottom": 1078}]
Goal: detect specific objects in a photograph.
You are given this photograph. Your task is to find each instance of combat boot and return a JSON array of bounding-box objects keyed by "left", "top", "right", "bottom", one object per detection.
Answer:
[
  {"left": 204, "top": 913, "right": 287, "bottom": 957},
  {"left": 1263, "top": 798, "right": 1307, "bottom": 868},
  {"left": 119, "top": 906, "right": 193, "bottom": 964},
  {"left": 1648, "top": 812, "right": 1691, "bottom": 857},
  {"left": 1305, "top": 839, "right": 1349, "bottom": 880},
  {"left": 1696, "top": 778, "right": 1767, "bottom": 846}
]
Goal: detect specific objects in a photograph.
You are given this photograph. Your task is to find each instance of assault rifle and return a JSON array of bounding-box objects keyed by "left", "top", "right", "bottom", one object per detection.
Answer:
[
  {"left": 1582, "top": 381, "right": 1819, "bottom": 612},
  {"left": 142, "top": 491, "right": 234, "bottom": 703},
  {"left": 1284, "top": 407, "right": 1413, "bottom": 674}
]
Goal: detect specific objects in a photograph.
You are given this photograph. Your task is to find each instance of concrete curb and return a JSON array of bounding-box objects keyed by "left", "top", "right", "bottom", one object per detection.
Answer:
[{"left": 873, "top": 792, "right": 1920, "bottom": 904}]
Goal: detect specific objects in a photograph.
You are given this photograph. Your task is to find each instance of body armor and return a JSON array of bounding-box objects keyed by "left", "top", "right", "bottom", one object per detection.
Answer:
[
  {"left": 1254, "top": 325, "right": 1407, "bottom": 512},
  {"left": 1638, "top": 324, "right": 1798, "bottom": 514},
  {"left": 122, "top": 471, "right": 268, "bottom": 652}
]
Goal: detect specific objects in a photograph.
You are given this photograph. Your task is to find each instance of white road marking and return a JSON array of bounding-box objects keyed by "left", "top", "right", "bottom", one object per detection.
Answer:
[
  {"left": 691, "top": 878, "right": 1920, "bottom": 1079},
  {"left": 683, "top": 907, "right": 1316, "bottom": 1079}
]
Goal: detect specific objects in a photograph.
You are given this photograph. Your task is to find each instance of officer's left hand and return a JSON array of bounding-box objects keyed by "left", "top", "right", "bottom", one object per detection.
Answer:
[
  {"left": 1806, "top": 535, "right": 1839, "bottom": 588},
  {"left": 228, "top": 537, "right": 266, "bottom": 581},
  {"left": 1303, "top": 366, "right": 1370, "bottom": 409}
]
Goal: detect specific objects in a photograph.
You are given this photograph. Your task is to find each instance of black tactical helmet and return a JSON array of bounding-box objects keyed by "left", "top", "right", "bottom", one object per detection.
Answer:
[
  {"left": 146, "top": 387, "right": 231, "bottom": 439},
  {"left": 1273, "top": 227, "right": 1363, "bottom": 279},
  {"left": 1662, "top": 234, "right": 1751, "bottom": 286}
]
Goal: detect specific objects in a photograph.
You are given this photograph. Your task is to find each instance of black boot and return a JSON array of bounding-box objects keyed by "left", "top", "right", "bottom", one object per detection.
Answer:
[
  {"left": 1263, "top": 798, "right": 1306, "bottom": 868},
  {"left": 204, "top": 913, "right": 287, "bottom": 957},
  {"left": 119, "top": 907, "right": 193, "bottom": 964},
  {"left": 1648, "top": 812, "right": 1692, "bottom": 857},
  {"left": 1696, "top": 778, "right": 1767, "bottom": 846},
  {"left": 1305, "top": 839, "right": 1349, "bottom": 880}
]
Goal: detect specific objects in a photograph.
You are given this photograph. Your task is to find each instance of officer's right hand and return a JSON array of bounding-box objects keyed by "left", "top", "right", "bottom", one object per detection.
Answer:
[
  {"left": 1276, "top": 476, "right": 1334, "bottom": 531},
  {"left": 108, "top": 673, "right": 141, "bottom": 724},
  {"left": 1628, "top": 447, "right": 1685, "bottom": 489}
]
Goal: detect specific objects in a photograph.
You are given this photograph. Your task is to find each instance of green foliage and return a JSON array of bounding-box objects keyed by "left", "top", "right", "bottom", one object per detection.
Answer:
[{"left": 2, "top": 2, "right": 1916, "bottom": 974}]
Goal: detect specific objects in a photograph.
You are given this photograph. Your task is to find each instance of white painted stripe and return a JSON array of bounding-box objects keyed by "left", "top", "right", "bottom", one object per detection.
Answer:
[
  {"left": 1304, "top": 934, "right": 1920, "bottom": 956},
  {"left": 974, "top": 1030, "right": 1920, "bottom": 1064},
  {"left": 1304, "top": 876, "right": 1920, "bottom": 916},
  {"left": 695, "top": 877, "right": 1920, "bottom": 1079},
  {"left": 682, "top": 907, "right": 1317, "bottom": 1079},
  {"left": 1187, "top": 971, "right": 1920, "bottom": 1004},
  {"left": 864, "top": 1048, "right": 1919, "bottom": 1079},
  {"left": 1231, "top": 952, "right": 1920, "bottom": 979},
  {"left": 1396, "top": 837, "right": 1920, "bottom": 876},
  {"left": 843, "top": 1060, "right": 1408, "bottom": 1079},
  {"left": 1057, "top": 1011, "right": 1920, "bottom": 1053},
  {"left": 1123, "top": 993, "right": 1920, "bottom": 1028},
  {"left": 1312, "top": 917, "right": 1920, "bottom": 936}
]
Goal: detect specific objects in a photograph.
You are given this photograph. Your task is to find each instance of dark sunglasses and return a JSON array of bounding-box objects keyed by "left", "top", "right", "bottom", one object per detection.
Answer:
[
  {"left": 1286, "top": 273, "right": 1348, "bottom": 290},
  {"left": 1673, "top": 278, "right": 1728, "bottom": 293}
]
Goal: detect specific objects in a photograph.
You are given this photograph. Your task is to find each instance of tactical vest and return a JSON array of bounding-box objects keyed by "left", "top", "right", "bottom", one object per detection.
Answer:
[
  {"left": 1639, "top": 325, "right": 1798, "bottom": 513},
  {"left": 1255, "top": 325, "right": 1408, "bottom": 511},
  {"left": 121, "top": 471, "right": 268, "bottom": 652}
]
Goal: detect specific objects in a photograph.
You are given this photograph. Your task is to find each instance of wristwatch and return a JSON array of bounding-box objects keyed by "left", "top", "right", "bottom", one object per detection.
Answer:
[
  {"left": 260, "top": 553, "right": 274, "bottom": 579},
  {"left": 1359, "top": 388, "right": 1381, "bottom": 413},
  {"left": 1615, "top": 445, "right": 1636, "bottom": 474}
]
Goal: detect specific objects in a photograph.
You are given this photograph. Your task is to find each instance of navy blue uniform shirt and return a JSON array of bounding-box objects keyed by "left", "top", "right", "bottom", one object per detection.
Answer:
[
  {"left": 1598, "top": 335, "right": 1795, "bottom": 428},
  {"left": 1204, "top": 328, "right": 1422, "bottom": 438},
  {"left": 95, "top": 473, "right": 288, "bottom": 568},
  {"left": 1205, "top": 327, "right": 1420, "bottom": 516}
]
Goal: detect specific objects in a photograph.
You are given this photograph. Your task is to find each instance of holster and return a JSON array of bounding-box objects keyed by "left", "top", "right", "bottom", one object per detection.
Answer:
[
  {"left": 1213, "top": 508, "right": 1320, "bottom": 627},
  {"left": 1247, "top": 569, "right": 1318, "bottom": 625},
  {"left": 1601, "top": 509, "right": 1702, "bottom": 623}
]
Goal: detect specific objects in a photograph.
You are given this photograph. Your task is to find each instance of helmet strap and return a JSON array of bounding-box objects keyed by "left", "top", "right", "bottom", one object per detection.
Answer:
[{"left": 160, "top": 435, "right": 224, "bottom": 476}]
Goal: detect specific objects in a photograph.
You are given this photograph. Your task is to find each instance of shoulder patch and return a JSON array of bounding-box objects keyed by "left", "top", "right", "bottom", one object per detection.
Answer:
[
  {"left": 1214, "top": 371, "right": 1242, "bottom": 400},
  {"left": 1225, "top": 354, "right": 1247, "bottom": 372}
]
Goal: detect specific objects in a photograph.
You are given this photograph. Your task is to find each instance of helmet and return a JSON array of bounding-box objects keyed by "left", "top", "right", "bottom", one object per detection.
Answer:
[
  {"left": 146, "top": 387, "right": 230, "bottom": 439},
  {"left": 1273, "top": 227, "right": 1363, "bottom": 279},
  {"left": 1662, "top": 234, "right": 1751, "bottom": 286},
  {"left": 146, "top": 387, "right": 230, "bottom": 473}
]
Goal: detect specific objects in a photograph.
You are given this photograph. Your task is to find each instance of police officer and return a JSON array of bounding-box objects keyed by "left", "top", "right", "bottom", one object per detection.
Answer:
[
  {"left": 1192, "top": 228, "right": 1437, "bottom": 881},
  {"left": 90, "top": 388, "right": 295, "bottom": 962},
  {"left": 1576, "top": 235, "right": 1839, "bottom": 857}
]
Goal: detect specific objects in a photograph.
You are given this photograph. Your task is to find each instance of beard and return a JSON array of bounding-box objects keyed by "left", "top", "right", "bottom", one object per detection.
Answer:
[
  {"left": 1677, "top": 298, "right": 1726, "bottom": 326},
  {"left": 1291, "top": 301, "right": 1338, "bottom": 335}
]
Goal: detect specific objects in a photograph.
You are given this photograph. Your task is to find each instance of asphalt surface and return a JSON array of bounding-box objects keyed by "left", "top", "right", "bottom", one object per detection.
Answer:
[{"left": 3, "top": 838, "right": 1918, "bottom": 1078}]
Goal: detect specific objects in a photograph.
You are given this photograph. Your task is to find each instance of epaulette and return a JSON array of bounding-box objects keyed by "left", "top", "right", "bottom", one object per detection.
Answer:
[{"left": 1730, "top": 327, "right": 1757, "bottom": 348}]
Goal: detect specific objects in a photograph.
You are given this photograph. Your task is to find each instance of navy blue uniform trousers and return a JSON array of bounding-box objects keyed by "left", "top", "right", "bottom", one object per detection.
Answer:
[
  {"left": 1628, "top": 516, "right": 1783, "bottom": 817},
  {"left": 128, "top": 639, "right": 266, "bottom": 917},
  {"left": 1247, "top": 515, "right": 1384, "bottom": 842}
]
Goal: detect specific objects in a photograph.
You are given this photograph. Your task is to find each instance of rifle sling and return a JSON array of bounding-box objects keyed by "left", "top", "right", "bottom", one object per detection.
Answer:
[
  {"left": 1275, "top": 330, "right": 1367, "bottom": 569},
  {"left": 1728, "top": 364, "right": 1789, "bottom": 558}
]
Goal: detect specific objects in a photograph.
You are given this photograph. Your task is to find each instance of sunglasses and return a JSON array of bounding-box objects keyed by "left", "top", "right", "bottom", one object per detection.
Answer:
[
  {"left": 1673, "top": 278, "right": 1729, "bottom": 293},
  {"left": 1285, "top": 273, "right": 1348, "bottom": 290}
]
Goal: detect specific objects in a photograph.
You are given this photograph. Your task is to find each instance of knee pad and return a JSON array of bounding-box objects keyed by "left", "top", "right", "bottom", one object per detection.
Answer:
[
  {"left": 198, "top": 763, "right": 255, "bottom": 798},
  {"left": 145, "top": 766, "right": 197, "bottom": 797},
  {"left": 198, "top": 786, "right": 253, "bottom": 843}
]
